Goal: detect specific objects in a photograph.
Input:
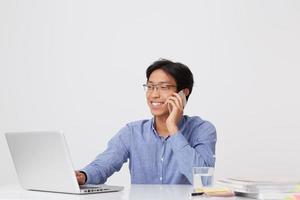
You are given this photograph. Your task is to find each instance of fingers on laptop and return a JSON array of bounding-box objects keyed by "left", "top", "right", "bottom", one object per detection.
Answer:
[{"left": 75, "top": 171, "right": 86, "bottom": 185}]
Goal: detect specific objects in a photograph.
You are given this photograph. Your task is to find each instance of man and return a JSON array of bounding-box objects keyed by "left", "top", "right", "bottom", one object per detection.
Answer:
[{"left": 76, "top": 59, "right": 216, "bottom": 185}]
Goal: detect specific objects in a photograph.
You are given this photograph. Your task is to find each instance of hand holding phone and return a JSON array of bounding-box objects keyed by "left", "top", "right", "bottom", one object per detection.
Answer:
[
  {"left": 166, "top": 90, "right": 187, "bottom": 134},
  {"left": 167, "top": 90, "right": 187, "bottom": 113}
]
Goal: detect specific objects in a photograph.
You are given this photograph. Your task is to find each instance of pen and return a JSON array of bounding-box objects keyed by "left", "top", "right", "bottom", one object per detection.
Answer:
[{"left": 190, "top": 191, "right": 204, "bottom": 196}]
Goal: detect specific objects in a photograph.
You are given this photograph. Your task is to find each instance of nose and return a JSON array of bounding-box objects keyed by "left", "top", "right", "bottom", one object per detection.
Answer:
[{"left": 149, "top": 88, "right": 160, "bottom": 98}]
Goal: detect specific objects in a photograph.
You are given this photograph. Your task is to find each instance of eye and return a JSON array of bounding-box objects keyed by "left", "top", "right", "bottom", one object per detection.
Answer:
[{"left": 160, "top": 85, "right": 169, "bottom": 90}]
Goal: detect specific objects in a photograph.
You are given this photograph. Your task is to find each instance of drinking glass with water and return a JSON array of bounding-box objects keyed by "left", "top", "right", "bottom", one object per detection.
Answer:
[{"left": 193, "top": 167, "right": 214, "bottom": 189}]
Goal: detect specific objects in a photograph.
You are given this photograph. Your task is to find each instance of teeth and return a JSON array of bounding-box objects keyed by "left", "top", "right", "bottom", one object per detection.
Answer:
[{"left": 152, "top": 102, "right": 162, "bottom": 106}]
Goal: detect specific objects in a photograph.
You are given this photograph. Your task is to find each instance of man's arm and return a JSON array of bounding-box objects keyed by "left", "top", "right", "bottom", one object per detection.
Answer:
[
  {"left": 168, "top": 121, "right": 217, "bottom": 184},
  {"left": 78, "top": 125, "right": 131, "bottom": 184}
]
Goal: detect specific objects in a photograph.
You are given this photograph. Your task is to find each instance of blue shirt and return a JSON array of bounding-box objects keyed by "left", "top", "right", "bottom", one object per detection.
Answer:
[{"left": 81, "top": 115, "right": 217, "bottom": 184}]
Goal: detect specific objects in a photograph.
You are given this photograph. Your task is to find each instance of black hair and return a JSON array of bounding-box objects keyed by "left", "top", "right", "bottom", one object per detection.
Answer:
[{"left": 146, "top": 59, "right": 194, "bottom": 101}]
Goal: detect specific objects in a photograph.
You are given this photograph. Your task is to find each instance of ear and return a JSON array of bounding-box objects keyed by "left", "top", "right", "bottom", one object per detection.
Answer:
[{"left": 182, "top": 88, "right": 190, "bottom": 97}]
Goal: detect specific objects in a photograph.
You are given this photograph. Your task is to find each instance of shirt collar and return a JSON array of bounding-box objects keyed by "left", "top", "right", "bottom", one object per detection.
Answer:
[
  {"left": 151, "top": 118, "right": 158, "bottom": 136},
  {"left": 150, "top": 116, "right": 186, "bottom": 137}
]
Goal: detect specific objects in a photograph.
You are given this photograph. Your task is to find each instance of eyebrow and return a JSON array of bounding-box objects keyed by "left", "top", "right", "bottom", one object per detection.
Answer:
[{"left": 147, "top": 81, "right": 171, "bottom": 84}]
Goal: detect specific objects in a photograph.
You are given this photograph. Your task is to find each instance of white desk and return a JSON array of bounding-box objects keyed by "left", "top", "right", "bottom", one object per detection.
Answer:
[{"left": 0, "top": 184, "right": 251, "bottom": 200}]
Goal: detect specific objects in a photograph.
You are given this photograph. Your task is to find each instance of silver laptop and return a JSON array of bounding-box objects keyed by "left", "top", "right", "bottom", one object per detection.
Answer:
[{"left": 5, "top": 131, "right": 124, "bottom": 194}]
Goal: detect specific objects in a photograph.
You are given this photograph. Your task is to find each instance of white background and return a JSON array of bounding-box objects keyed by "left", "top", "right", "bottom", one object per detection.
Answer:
[{"left": 1, "top": 0, "right": 300, "bottom": 186}]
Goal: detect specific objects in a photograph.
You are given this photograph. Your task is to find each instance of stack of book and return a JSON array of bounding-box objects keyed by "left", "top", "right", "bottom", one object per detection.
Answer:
[{"left": 217, "top": 178, "right": 300, "bottom": 199}]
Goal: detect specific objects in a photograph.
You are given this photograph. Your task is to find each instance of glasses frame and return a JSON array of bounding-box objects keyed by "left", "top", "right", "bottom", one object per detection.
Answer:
[{"left": 142, "top": 83, "right": 177, "bottom": 93}]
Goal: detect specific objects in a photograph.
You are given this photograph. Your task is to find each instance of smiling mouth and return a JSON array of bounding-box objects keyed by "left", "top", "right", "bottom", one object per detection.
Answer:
[{"left": 150, "top": 102, "right": 166, "bottom": 107}]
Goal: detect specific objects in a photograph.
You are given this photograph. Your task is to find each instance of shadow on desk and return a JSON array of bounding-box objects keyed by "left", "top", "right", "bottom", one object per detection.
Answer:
[
  {"left": 0, "top": 184, "right": 124, "bottom": 200},
  {"left": 0, "top": 184, "right": 251, "bottom": 200}
]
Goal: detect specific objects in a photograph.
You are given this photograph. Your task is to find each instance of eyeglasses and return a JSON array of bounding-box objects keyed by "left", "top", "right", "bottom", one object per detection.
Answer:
[{"left": 142, "top": 83, "right": 177, "bottom": 93}]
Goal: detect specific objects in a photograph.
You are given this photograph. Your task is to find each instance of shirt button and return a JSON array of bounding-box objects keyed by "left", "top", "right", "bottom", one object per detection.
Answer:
[
  {"left": 161, "top": 157, "right": 164, "bottom": 161},
  {"left": 159, "top": 177, "right": 162, "bottom": 181}
]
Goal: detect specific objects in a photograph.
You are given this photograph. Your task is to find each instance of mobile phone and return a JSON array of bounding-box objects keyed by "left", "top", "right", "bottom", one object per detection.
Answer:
[
  {"left": 178, "top": 90, "right": 187, "bottom": 108},
  {"left": 168, "top": 90, "right": 187, "bottom": 113}
]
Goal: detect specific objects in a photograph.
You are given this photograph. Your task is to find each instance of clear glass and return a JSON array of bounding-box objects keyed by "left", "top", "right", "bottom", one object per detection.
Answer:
[{"left": 193, "top": 167, "right": 214, "bottom": 189}]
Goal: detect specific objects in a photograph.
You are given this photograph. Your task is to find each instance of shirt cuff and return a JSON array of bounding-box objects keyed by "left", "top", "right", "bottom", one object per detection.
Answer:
[
  {"left": 168, "top": 131, "right": 189, "bottom": 152},
  {"left": 80, "top": 166, "right": 101, "bottom": 185}
]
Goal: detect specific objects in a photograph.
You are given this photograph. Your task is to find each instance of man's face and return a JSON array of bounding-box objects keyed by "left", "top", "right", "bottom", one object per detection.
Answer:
[{"left": 146, "top": 69, "right": 177, "bottom": 118}]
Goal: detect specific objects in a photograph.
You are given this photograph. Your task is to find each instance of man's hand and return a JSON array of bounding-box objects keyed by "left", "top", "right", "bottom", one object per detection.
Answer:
[
  {"left": 166, "top": 92, "right": 184, "bottom": 134},
  {"left": 75, "top": 171, "right": 86, "bottom": 185}
]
